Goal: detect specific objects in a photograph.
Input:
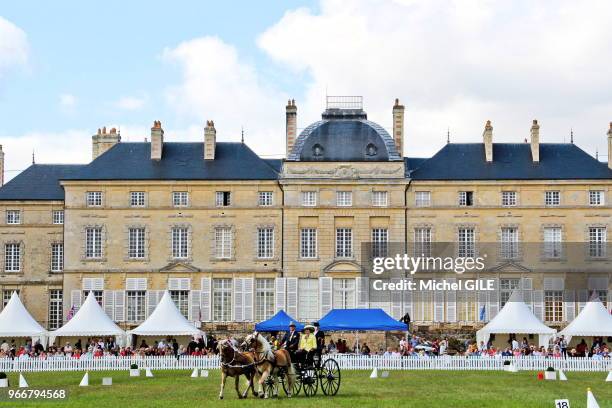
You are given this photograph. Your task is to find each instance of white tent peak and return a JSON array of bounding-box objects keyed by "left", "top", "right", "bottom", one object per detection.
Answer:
[
  {"left": 51, "top": 291, "right": 125, "bottom": 338},
  {"left": 477, "top": 290, "right": 556, "bottom": 348},
  {"left": 0, "top": 291, "right": 47, "bottom": 338},
  {"left": 128, "top": 290, "right": 203, "bottom": 336},
  {"left": 559, "top": 297, "right": 612, "bottom": 343}
]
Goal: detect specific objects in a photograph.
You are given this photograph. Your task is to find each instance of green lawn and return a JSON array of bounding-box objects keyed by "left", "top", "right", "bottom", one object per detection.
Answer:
[{"left": 0, "top": 369, "right": 609, "bottom": 408}]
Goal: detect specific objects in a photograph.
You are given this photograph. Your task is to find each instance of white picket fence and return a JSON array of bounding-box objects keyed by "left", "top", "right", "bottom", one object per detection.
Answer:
[{"left": 0, "top": 355, "right": 610, "bottom": 373}]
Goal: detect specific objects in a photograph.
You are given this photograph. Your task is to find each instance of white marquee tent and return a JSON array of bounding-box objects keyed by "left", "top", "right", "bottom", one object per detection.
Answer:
[
  {"left": 50, "top": 291, "right": 125, "bottom": 344},
  {"left": 128, "top": 291, "right": 203, "bottom": 339},
  {"left": 0, "top": 291, "right": 47, "bottom": 344},
  {"left": 558, "top": 296, "right": 612, "bottom": 343},
  {"left": 477, "top": 291, "right": 556, "bottom": 348}
]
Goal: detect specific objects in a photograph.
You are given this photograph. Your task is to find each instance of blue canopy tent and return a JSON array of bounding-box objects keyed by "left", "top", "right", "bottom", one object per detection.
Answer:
[
  {"left": 318, "top": 309, "right": 407, "bottom": 331},
  {"left": 255, "top": 310, "right": 305, "bottom": 332}
]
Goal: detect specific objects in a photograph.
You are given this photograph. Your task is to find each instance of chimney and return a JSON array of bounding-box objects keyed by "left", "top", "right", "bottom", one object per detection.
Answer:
[
  {"left": 483, "top": 120, "right": 493, "bottom": 162},
  {"left": 286, "top": 99, "right": 297, "bottom": 158},
  {"left": 150, "top": 120, "right": 164, "bottom": 160},
  {"left": 607, "top": 122, "right": 612, "bottom": 170},
  {"left": 0, "top": 145, "right": 4, "bottom": 186},
  {"left": 204, "top": 120, "right": 216, "bottom": 160},
  {"left": 91, "top": 126, "right": 121, "bottom": 160},
  {"left": 530, "top": 119, "right": 540, "bottom": 163},
  {"left": 392, "top": 98, "right": 405, "bottom": 157}
]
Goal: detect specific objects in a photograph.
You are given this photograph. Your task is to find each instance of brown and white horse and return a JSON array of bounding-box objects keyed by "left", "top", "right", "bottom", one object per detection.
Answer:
[
  {"left": 243, "top": 331, "right": 295, "bottom": 399},
  {"left": 217, "top": 339, "right": 256, "bottom": 400}
]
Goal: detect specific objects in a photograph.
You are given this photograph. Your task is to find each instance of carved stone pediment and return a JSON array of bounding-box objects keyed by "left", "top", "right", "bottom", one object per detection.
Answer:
[
  {"left": 159, "top": 262, "right": 201, "bottom": 273},
  {"left": 489, "top": 261, "right": 531, "bottom": 273},
  {"left": 323, "top": 260, "right": 363, "bottom": 273},
  {"left": 282, "top": 162, "right": 405, "bottom": 179}
]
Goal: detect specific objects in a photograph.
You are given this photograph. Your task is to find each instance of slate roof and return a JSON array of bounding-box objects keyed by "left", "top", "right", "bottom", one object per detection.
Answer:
[
  {"left": 0, "top": 164, "right": 85, "bottom": 201},
  {"left": 408, "top": 143, "right": 612, "bottom": 180},
  {"left": 288, "top": 119, "right": 402, "bottom": 161},
  {"left": 65, "top": 142, "right": 279, "bottom": 181},
  {"left": 263, "top": 159, "right": 283, "bottom": 173}
]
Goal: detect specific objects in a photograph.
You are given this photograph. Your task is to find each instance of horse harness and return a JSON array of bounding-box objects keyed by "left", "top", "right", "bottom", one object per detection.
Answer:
[{"left": 220, "top": 344, "right": 256, "bottom": 371}]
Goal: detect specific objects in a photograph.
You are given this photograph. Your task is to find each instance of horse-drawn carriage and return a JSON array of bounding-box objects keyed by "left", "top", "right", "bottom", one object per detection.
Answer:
[{"left": 264, "top": 352, "right": 341, "bottom": 397}]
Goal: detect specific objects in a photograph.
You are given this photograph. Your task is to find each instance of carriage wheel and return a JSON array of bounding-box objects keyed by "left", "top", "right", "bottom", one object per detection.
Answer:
[
  {"left": 320, "top": 358, "right": 341, "bottom": 396},
  {"left": 281, "top": 367, "right": 302, "bottom": 396},
  {"left": 301, "top": 367, "right": 318, "bottom": 397},
  {"left": 263, "top": 374, "right": 279, "bottom": 398}
]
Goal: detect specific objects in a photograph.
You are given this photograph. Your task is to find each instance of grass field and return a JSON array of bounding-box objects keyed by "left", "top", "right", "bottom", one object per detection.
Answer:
[{"left": 0, "top": 369, "right": 609, "bottom": 408}]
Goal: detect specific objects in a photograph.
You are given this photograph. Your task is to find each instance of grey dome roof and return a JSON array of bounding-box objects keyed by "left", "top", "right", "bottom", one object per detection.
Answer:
[{"left": 288, "top": 118, "right": 402, "bottom": 162}]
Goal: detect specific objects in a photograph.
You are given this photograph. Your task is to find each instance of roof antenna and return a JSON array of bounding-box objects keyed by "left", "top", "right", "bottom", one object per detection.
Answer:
[
  {"left": 570, "top": 128, "right": 574, "bottom": 144},
  {"left": 596, "top": 148, "right": 599, "bottom": 160},
  {"left": 447, "top": 127, "right": 450, "bottom": 144},
  {"left": 241, "top": 126, "right": 244, "bottom": 143},
  {"left": 32, "top": 149, "right": 35, "bottom": 164}
]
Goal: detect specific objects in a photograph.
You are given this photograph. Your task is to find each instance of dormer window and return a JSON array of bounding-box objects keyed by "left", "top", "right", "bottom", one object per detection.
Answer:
[
  {"left": 312, "top": 144, "right": 324, "bottom": 159},
  {"left": 365, "top": 143, "right": 378, "bottom": 157}
]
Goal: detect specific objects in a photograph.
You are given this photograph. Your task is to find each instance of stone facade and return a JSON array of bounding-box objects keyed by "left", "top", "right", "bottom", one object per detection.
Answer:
[{"left": 0, "top": 100, "right": 610, "bottom": 338}]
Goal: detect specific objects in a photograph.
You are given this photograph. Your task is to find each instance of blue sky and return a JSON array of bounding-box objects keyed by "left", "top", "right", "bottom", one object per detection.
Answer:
[{"left": 1, "top": 1, "right": 611, "bottom": 179}]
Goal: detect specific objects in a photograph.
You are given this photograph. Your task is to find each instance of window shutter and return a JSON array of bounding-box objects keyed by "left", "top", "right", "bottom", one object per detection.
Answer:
[
  {"left": 286, "top": 278, "right": 298, "bottom": 318},
  {"left": 446, "top": 277, "right": 457, "bottom": 322},
  {"left": 319, "top": 277, "right": 332, "bottom": 318},
  {"left": 563, "top": 290, "right": 575, "bottom": 322},
  {"left": 114, "top": 291, "right": 125, "bottom": 322},
  {"left": 169, "top": 277, "right": 190, "bottom": 290},
  {"left": 275, "top": 278, "right": 286, "bottom": 312},
  {"left": 234, "top": 278, "right": 244, "bottom": 322},
  {"left": 588, "top": 277, "right": 609, "bottom": 290},
  {"left": 189, "top": 290, "right": 201, "bottom": 322},
  {"left": 434, "top": 289, "right": 445, "bottom": 322},
  {"left": 200, "top": 278, "right": 211, "bottom": 322},
  {"left": 533, "top": 290, "right": 544, "bottom": 321},
  {"left": 608, "top": 291, "right": 612, "bottom": 314},
  {"left": 146, "top": 290, "right": 163, "bottom": 317},
  {"left": 70, "top": 290, "right": 82, "bottom": 312},
  {"left": 83, "top": 277, "right": 104, "bottom": 291},
  {"left": 126, "top": 278, "right": 147, "bottom": 291},
  {"left": 577, "top": 289, "right": 588, "bottom": 312},
  {"left": 522, "top": 278, "right": 533, "bottom": 310},
  {"left": 390, "top": 278, "right": 402, "bottom": 319},
  {"left": 103, "top": 290, "right": 114, "bottom": 319},
  {"left": 355, "top": 277, "right": 369, "bottom": 308},
  {"left": 544, "top": 277, "right": 564, "bottom": 291},
  {"left": 243, "top": 278, "right": 254, "bottom": 321},
  {"left": 488, "top": 278, "right": 499, "bottom": 319},
  {"left": 402, "top": 277, "right": 412, "bottom": 319}
]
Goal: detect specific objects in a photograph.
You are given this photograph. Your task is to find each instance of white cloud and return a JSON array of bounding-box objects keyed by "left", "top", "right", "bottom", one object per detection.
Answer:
[
  {"left": 162, "top": 36, "right": 289, "bottom": 156},
  {"left": 0, "top": 16, "right": 28, "bottom": 77},
  {"left": 258, "top": 0, "right": 612, "bottom": 158},
  {"left": 116, "top": 96, "right": 147, "bottom": 111},
  {"left": 59, "top": 93, "right": 77, "bottom": 110},
  {"left": 0, "top": 130, "right": 90, "bottom": 181}
]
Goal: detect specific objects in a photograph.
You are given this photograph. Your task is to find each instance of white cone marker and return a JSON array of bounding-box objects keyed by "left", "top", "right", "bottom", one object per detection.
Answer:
[
  {"left": 369, "top": 367, "right": 378, "bottom": 379},
  {"left": 18, "top": 373, "right": 28, "bottom": 388},
  {"left": 190, "top": 368, "right": 199, "bottom": 378},
  {"left": 606, "top": 371, "right": 612, "bottom": 382},
  {"left": 587, "top": 388, "right": 600, "bottom": 408},
  {"left": 558, "top": 370, "right": 567, "bottom": 381},
  {"left": 79, "top": 372, "right": 89, "bottom": 386},
  {"left": 146, "top": 368, "right": 154, "bottom": 378}
]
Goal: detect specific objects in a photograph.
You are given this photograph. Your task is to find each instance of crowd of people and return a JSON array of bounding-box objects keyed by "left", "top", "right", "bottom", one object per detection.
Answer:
[
  {"left": 0, "top": 332, "right": 610, "bottom": 360},
  {"left": 0, "top": 335, "right": 221, "bottom": 360}
]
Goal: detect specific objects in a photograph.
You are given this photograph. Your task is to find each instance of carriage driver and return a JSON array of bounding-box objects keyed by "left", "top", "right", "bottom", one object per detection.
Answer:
[
  {"left": 281, "top": 321, "right": 300, "bottom": 361},
  {"left": 294, "top": 324, "right": 317, "bottom": 365}
]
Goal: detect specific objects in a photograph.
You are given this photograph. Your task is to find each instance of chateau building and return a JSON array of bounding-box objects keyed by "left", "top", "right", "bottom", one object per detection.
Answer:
[{"left": 0, "top": 97, "right": 610, "bottom": 334}]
